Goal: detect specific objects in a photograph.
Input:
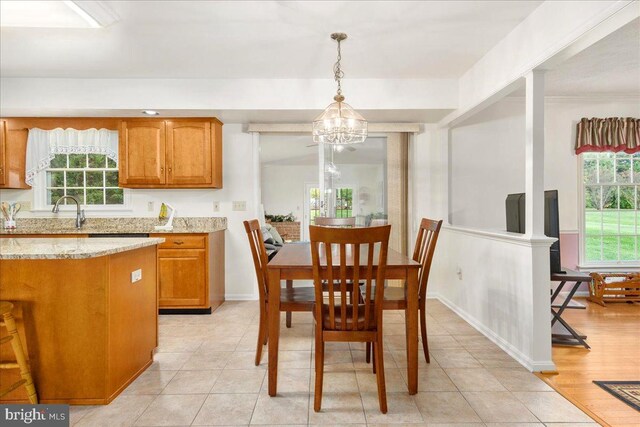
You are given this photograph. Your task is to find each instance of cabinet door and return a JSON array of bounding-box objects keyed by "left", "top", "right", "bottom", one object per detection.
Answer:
[
  {"left": 166, "top": 121, "right": 212, "bottom": 185},
  {"left": 0, "top": 121, "right": 5, "bottom": 186},
  {"left": 119, "top": 121, "right": 166, "bottom": 185},
  {"left": 158, "top": 249, "right": 207, "bottom": 307}
]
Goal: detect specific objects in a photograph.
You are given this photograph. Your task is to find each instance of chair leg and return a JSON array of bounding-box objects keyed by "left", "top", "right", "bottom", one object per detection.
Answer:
[
  {"left": 371, "top": 341, "right": 376, "bottom": 374},
  {"left": 419, "top": 303, "right": 430, "bottom": 363},
  {"left": 285, "top": 280, "right": 293, "bottom": 328},
  {"left": 374, "top": 338, "right": 387, "bottom": 414},
  {"left": 3, "top": 312, "right": 38, "bottom": 404},
  {"left": 313, "top": 337, "right": 325, "bottom": 412},
  {"left": 255, "top": 305, "right": 266, "bottom": 366},
  {"left": 365, "top": 342, "right": 371, "bottom": 363}
]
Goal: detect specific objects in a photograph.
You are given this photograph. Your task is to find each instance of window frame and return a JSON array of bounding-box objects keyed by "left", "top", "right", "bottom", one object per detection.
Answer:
[
  {"left": 578, "top": 152, "right": 639, "bottom": 269},
  {"left": 32, "top": 154, "right": 131, "bottom": 213}
]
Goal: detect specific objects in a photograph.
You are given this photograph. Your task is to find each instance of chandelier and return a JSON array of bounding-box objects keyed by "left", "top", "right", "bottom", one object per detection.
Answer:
[{"left": 312, "top": 33, "right": 367, "bottom": 145}]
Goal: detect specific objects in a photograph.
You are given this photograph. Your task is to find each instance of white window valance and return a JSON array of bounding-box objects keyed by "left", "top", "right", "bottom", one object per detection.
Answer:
[{"left": 25, "top": 128, "right": 119, "bottom": 186}]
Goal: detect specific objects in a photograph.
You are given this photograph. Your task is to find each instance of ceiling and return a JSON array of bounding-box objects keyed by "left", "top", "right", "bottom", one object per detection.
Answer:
[
  {"left": 261, "top": 134, "right": 387, "bottom": 166},
  {"left": 0, "top": 0, "right": 542, "bottom": 79},
  {"left": 513, "top": 19, "right": 640, "bottom": 97}
]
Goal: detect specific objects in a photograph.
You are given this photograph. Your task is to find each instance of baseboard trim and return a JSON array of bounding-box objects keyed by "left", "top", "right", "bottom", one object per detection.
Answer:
[
  {"left": 159, "top": 307, "right": 212, "bottom": 315},
  {"left": 432, "top": 292, "right": 557, "bottom": 372}
]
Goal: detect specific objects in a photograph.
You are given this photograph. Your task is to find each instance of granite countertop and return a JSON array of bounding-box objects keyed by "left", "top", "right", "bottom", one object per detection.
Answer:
[
  {"left": 0, "top": 217, "right": 227, "bottom": 235},
  {"left": 0, "top": 237, "right": 166, "bottom": 260}
]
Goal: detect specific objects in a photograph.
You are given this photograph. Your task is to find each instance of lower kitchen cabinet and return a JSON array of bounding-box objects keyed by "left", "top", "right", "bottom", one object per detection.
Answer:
[{"left": 154, "top": 231, "right": 225, "bottom": 313}]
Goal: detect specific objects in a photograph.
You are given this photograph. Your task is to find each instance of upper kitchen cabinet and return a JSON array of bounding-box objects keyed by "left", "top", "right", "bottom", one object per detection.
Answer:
[
  {"left": 0, "top": 119, "right": 30, "bottom": 189},
  {"left": 119, "top": 120, "right": 166, "bottom": 186},
  {"left": 119, "top": 118, "right": 223, "bottom": 188}
]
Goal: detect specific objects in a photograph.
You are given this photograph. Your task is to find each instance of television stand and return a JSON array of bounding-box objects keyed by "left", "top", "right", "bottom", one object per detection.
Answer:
[{"left": 550, "top": 269, "right": 591, "bottom": 349}]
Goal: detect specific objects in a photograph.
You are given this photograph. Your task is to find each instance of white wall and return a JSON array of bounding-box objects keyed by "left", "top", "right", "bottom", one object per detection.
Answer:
[
  {"left": 449, "top": 97, "right": 640, "bottom": 232},
  {"left": 0, "top": 124, "right": 260, "bottom": 300}
]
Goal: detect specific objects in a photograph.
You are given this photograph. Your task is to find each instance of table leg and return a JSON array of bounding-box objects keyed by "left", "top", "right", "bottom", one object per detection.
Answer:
[
  {"left": 268, "top": 268, "right": 281, "bottom": 396},
  {"left": 405, "top": 268, "right": 419, "bottom": 394},
  {"left": 285, "top": 280, "right": 293, "bottom": 328}
]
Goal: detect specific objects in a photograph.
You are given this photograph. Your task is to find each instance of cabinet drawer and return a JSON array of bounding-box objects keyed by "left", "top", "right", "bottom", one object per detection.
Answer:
[{"left": 156, "top": 234, "right": 206, "bottom": 249}]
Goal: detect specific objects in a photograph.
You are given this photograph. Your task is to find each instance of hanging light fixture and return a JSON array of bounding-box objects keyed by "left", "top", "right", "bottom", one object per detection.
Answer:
[{"left": 313, "top": 33, "right": 367, "bottom": 145}]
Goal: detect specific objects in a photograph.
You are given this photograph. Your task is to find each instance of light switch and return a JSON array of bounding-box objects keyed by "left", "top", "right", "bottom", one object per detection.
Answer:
[
  {"left": 131, "top": 269, "right": 142, "bottom": 283},
  {"left": 232, "top": 201, "right": 246, "bottom": 211}
]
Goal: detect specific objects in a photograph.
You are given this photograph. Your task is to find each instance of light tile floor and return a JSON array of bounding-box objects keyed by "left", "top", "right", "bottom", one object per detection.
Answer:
[{"left": 70, "top": 300, "right": 598, "bottom": 426}]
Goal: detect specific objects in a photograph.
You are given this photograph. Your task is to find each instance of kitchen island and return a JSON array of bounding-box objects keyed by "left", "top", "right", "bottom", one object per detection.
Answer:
[{"left": 0, "top": 237, "right": 164, "bottom": 404}]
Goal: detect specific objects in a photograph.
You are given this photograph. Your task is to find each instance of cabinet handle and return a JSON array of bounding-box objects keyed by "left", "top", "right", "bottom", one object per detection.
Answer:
[
  {"left": 173, "top": 241, "right": 184, "bottom": 245},
  {"left": 168, "top": 167, "right": 172, "bottom": 174},
  {"left": 160, "top": 166, "right": 164, "bottom": 173}
]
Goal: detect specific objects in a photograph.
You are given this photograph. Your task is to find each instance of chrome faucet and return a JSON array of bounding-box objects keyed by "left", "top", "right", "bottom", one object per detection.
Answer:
[{"left": 52, "top": 196, "right": 86, "bottom": 228}]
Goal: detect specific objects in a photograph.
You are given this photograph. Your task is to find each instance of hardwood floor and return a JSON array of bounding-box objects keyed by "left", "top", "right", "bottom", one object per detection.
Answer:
[{"left": 539, "top": 298, "right": 640, "bottom": 427}]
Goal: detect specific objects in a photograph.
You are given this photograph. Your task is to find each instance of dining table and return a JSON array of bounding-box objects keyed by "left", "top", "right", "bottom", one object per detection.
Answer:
[{"left": 266, "top": 242, "right": 422, "bottom": 396}]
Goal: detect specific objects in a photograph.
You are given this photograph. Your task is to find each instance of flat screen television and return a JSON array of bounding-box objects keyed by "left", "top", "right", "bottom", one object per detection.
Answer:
[{"left": 505, "top": 190, "right": 562, "bottom": 274}]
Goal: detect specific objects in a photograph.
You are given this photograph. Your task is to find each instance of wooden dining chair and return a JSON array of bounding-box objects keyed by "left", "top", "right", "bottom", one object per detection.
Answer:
[
  {"left": 310, "top": 224, "right": 391, "bottom": 413},
  {"left": 365, "top": 218, "right": 443, "bottom": 364},
  {"left": 314, "top": 216, "right": 356, "bottom": 227},
  {"left": 243, "top": 219, "right": 315, "bottom": 365}
]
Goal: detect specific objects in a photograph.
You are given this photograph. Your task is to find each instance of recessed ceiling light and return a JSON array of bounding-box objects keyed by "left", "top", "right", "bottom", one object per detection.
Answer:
[{"left": 142, "top": 110, "right": 160, "bottom": 116}]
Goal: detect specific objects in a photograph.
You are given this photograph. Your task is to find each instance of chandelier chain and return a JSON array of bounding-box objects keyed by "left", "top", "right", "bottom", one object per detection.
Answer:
[{"left": 333, "top": 38, "right": 344, "bottom": 97}]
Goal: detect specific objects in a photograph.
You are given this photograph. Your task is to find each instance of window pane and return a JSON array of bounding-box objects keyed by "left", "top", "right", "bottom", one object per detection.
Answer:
[
  {"left": 602, "top": 185, "right": 618, "bottom": 209},
  {"left": 602, "top": 211, "right": 619, "bottom": 235},
  {"left": 105, "top": 171, "right": 119, "bottom": 187},
  {"left": 584, "top": 186, "right": 601, "bottom": 209},
  {"left": 106, "top": 188, "right": 124, "bottom": 205},
  {"left": 583, "top": 157, "right": 597, "bottom": 184},
  {"left": 602, "top": 236, "right": 619, "bottom": 261},
  {"left": 616, "top": 157, "right": 631, "bottom": 183},
  {"left": 88, "top": 154, "right": 106, "bottom": 168},
  {"left": 620, "top": 211, "right": 635, "bottom": 235},
  {"left": 86, "top": 189, "right": 104, "bottom": 205},
  {"left": 86, "top": 171, "right": 104, "bottom": 187},
  {"left": 68, "top": 154, "right": 87, "bottom": 168},
  {"left": 65, "top": 171, "right": 84, "bottom": 187},
  {"left": 50, "top": 154, "right": 67, "bottom": 168},
  {"left": 585, "top": 236, "right": 601, "bottom": 261},
  {"left": 619, "top": 236, "right": 636, "bottom": 261},
  {"left": 619, "top": 186, "right": 634, "bottom": 209},
  {"left": 633, "top": 154, "right": 640, "bottom": 183},
  {"left": 47, "top": 189, "right": 64, "bottom": 205},
  {"left": 65, "top": 189, "right": 84, "bottom": 204},
  {"left": 584, "top": 211, "right": 601, "bottom": 235},
  {"left": 107, "top": 157, "right": 116, "bottom": 168},
  {"left": 599, "top": 154, "right": 614, "bottom": 183},
  {"left": 46, "top": 171, "right": 64, "bottom": 187}
]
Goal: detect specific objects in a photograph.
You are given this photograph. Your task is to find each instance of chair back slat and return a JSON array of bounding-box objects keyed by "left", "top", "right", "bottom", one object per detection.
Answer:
[
  {"left": 243, "top": 220, "right": 270, "bottom": 303},
  {"left": 310, "top": 225, "right": 390, "bottom": 333},
  {"left": 411, "top": 218, "right": 443, "bottom": 299}
]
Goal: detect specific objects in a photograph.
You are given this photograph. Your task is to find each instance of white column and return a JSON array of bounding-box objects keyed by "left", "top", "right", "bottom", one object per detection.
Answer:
[
  {"left": 524, "top": 69, "right": 556, "bottom": 372},
  {"left": 524, "top": 70, "right": 545, "bottom": 237}
]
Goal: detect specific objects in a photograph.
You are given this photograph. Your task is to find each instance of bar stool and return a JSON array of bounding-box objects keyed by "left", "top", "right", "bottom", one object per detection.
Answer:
[{"left": 0, "top": 301, "right": 38, "bottom": 403}]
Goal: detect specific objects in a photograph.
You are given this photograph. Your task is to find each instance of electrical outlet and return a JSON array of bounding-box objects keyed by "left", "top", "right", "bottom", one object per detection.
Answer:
[
  {"left": 232, "top": 201, "right": 246, "bottom": 211},
  {"left": 147, "top": 202, "right": 154, "bottom": 212},
  {"left": 213, "top": 201, "right": 220, "bottom": 212},
  {"left": 131, "top": 269, "right": 142, "bottom": 283}
]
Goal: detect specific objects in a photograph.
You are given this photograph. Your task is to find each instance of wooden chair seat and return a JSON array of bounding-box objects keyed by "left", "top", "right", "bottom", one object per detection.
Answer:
[
  {"left": 279, "top": 287, "right": 316, "bottom": 307},
  {"left": 360, "top": 284, "right": 409, "bottom": 310},
  {"left": 314, "top": 303, "right": 376, "bottom": 330}
]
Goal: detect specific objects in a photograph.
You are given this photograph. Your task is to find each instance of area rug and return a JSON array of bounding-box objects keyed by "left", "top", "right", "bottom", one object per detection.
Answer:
[{"left": 593, "top": 381, "right": 640, "bottom": 411}]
